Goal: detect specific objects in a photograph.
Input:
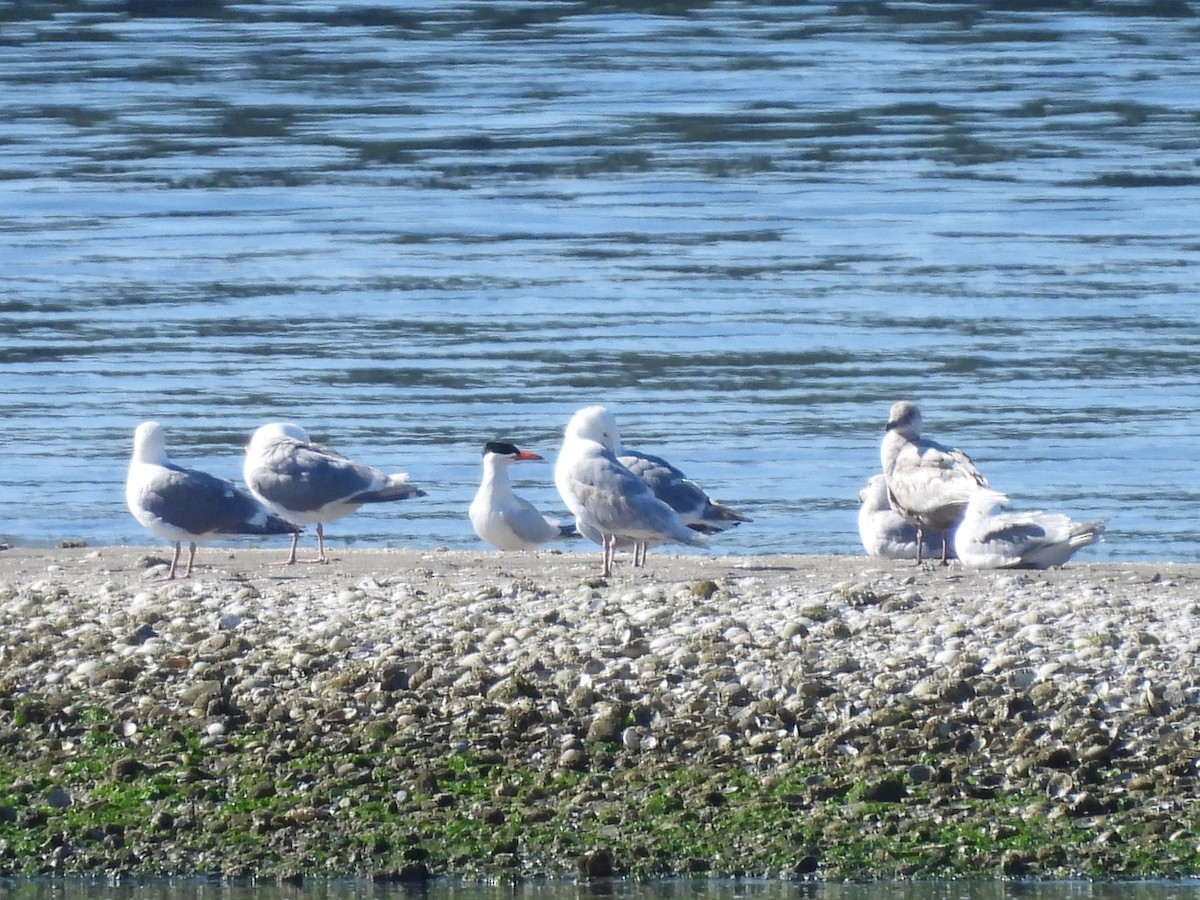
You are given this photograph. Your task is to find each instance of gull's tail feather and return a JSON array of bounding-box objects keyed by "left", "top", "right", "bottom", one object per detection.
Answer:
[{"left": 355, "top": 474, "right": 426, "bottom": 504}]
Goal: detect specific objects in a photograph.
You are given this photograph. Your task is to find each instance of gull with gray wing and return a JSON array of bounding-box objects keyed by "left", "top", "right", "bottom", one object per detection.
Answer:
[
  {"left": 555, "top": 405, "right": 708, "bottom": 577},
  {"left": 575, "top": 446, "right": 750, "bottom": 567},
  {"left": 619, "top": 449, "right": 751, "bottom": 535},
  {"left": 125, "top": 421, "right": 299, "bottom": 579},
  {"left": 244, "top": 422, "right": 425, "bottom": 565},
  {"left": 857, "top": 473, "right": 949, "bottom": 561},
  {"left": 954, "top": 488, "right": 1105, "bottom": 569}
]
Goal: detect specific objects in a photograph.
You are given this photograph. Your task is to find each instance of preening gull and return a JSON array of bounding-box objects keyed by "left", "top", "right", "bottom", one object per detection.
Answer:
[
  {"left": 954, "top": 488, "right": 1106, "bottom": 569},
  {"left": 554, "top": 405, "right": 708, "bottom": 577},
  {"left": 469, "top": 441, "right": 578, "bottom": 551},
  {"left": 857, "top": 474, "right": 949, "bottom": 561},
  {"left": 244, "top": 422, "right": 425, "bottom": 565},
  {"left": 880, "top": 400, "right": 988, "bottom": 565},
  {"left": 125, "top": 421, "right": 299, "bottom": 579}
]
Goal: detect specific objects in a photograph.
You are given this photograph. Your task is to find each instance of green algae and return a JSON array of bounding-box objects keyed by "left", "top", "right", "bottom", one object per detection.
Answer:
[{"left": 0, "top": 703, "right": 1198, "bottom": 881}]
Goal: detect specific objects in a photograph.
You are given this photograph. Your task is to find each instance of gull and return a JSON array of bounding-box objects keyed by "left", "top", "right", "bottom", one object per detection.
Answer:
[
  {"left": 954, "top": 488, "right": 1106, "bottom": 569},
  {"left": 857, "top": 474, "right": 949, "bottom": 561},
  {"left": 575, "top": 447, "right": 752, "bottom": 566},
  {"left": 555, "top": 405, "right": 708, "bottom": 577},
  {"left": 244, "top": 422, "right": 425, "bottom": 565},
  {"left": 125, "top": 421, "right": 299, "bottom": 579},
  {"left": 880, "top": 400, "right": 988, "bottom": 565},
  {"left": 619, "top": 449, "right": 751, "bottom": 536},
  {"left": 469, "top": 441, "right": 578, "bottom": 551}
]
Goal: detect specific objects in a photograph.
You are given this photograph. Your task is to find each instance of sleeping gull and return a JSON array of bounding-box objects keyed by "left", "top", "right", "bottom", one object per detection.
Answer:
[
  {"left": 880, "top": 400, "right": 989, "bottom": 565},
  {"left": 554, "top": 405, "right": 708, "bottom": 577},
  {"left": 244, "top": 422, "right": 425, "bottom": 565},
  {"left": 469, "top": 441, "right": 578, "bottom": 551},
  {"left": 954, "top": 488, "right": 1105, "bottom": 569},
  {"left": 125, "top": 421, "right": 299, "bottom": 579},
  {"left": 857, "top": 474, "right": 949, "bottom": 561}
]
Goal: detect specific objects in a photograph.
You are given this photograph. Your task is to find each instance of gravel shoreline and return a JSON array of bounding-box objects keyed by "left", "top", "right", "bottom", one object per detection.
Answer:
[{"left": 0, "top": 544, "right": 1198, "bottom": 881}]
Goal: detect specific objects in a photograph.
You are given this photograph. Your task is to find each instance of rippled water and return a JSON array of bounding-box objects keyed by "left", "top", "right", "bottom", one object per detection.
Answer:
[{"left": 3, "top": 1, "right": 1200, "bottom": 561}]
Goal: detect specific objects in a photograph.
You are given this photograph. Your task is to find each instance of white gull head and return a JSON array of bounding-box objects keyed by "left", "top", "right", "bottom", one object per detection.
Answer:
[
  {"left": 132, "top": 420, "right": 170, "bottom": 466},
  {"left": 563, "top": 404, "right": 622, "bottom": 452}
]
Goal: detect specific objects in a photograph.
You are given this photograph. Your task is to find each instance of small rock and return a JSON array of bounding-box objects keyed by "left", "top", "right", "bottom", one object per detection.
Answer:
[
  {"left": 586, "top": 705, "right": 627, "bottom": 743},
  {"left": 129, "top": 623, "right": 157, "bottom": 644},
  {"left": 558, "top": 748, "right": 587, "bottom": 771},
  {"left": 907, "top": 764, "right": 936, "bottom": 785},
  {"left": 577, "top": 849, "right": 616, "bottom": 878},
  {"left": 793, "top": 854, "right": 820, "bottom": 876},
  {"left": 861, "top": 778, "right": 906, "bottom": 803},
  {"left": 45, "top": 788, "right": 72, "bottom": 809},
  {"left": 1001, "top": 851, "right": 1031, "bottom": 876},
  {"left": 110, "top": 757, "right": 146, "bottom": 780}
]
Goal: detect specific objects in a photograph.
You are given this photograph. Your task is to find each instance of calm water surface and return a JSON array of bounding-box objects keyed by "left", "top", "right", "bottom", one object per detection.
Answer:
[{"left": 3, "top": 1, "right": 1200, "bottom": 561}]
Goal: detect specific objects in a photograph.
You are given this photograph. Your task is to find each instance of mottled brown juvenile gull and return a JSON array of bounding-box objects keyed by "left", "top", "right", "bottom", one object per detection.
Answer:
[
  {"left": 857, "top": 474, "right": 950, "bottom": 561},
  {"left": 554, "top": 405, "right": 708, "bottom": 577},
  {"left": 953, "top": 488, "right": 1105, "bottom": 569},
  {"left": 244, "top": 422, "right": 425, "bottom": 565},
  {"left": 469, "top": 441, "right": 577, "bottom": 551},
  {"left": 880, "top": 400, "right": 988, "bottom": 565},
  {"left": 125, "top": 421, "right": 299, "bottom": 579}
]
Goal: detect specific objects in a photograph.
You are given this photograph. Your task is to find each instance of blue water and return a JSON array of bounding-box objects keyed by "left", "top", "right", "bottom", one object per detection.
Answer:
[{"left": 3, "top": 1, "right": 1200, "bottom": 561}]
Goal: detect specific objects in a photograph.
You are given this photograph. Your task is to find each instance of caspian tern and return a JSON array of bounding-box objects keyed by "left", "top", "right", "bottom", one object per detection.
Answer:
[{"left": 469, "top": 441, "right": 577, "bottom": 551}]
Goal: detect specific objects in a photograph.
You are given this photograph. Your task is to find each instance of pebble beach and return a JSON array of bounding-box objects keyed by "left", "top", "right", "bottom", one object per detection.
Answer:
[{"left": 0, "top": 543, "right": 1198, "bottom": 882}]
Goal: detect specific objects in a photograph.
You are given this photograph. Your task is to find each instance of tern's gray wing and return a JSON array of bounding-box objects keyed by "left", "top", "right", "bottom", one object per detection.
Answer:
[
  {"left": 499, "top": 497, "right": 562, "bottom": 546},
  {"left": 146, "top": 465, "right": 295, "bottom": 536}
]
